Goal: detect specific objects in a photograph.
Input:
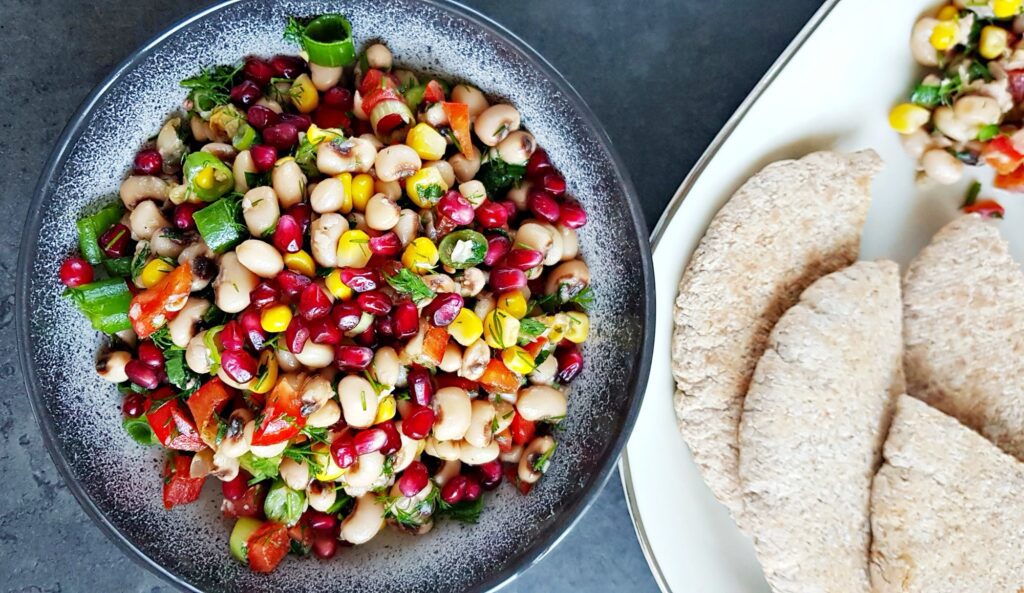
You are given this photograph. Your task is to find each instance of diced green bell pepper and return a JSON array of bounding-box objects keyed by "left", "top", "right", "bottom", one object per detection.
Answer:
[
  {"left": 184, "top": 152, "right": 234, "bottom": 201},
  {"left": 193, "top": 197, "right": 248, "bottom": 253},
  {"left": 76, "top": 203, "right": 124, "bottom": 265},
  {"left": 63, "top": 277, "right": 132, "bottom": 334}
]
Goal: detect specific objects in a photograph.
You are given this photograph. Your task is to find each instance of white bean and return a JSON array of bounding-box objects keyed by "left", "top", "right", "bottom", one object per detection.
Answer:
[
  {"left": 394, "top": 209, "right": 420, "bottom": 247},
  {"left": 306, "top": 399, "right": 341, "bottom": 428},
  {"left": 451, "top": 84, "right": 489, "bottom": 118},
  {"left": 365, "top": 194, "right": 401, "bottom": 230},
  {"left": 449, "top": 144, "right": 481, "bottom": 183},
  {"left": 128, "top": 200, "right": 170, "bottom": 240},
  {"left": 310, "top": 63, "right": 343, "bottom": 91},
  {"left": 272, "top": 159, "right": 306, "bottom": 208},
  {"left": 458, "top": 180, "right": 487, "bottom": 207},
  {"left": 235, "top": 239, "right": 285, "bottom": 278},
  {"left": 432, "top": 460, "right": 462, "bottom": 486},
  {"left": 519, "top": 435, "right": 555, "bottom": 484},
  {"left": 338, "top": 375, "right": 379, "bottom": 428},
  {"left": 516, "top": 386, "right": 567, "bottom": 422},
  {"left": 374, "top": 179, "right": 402, "bottom": 201},
  {"left": 460, "top": 339, "right": 491, "bottom": 381},
  {"left": 344, "top": 451, "right": 385, "bottom": 490},
  {"left": 279, "top": 457, "right": 311, "bottom": 491},
  {"left": 233, "top": 150, "right": 257, "bottom": 193},
  {"left": 156, "top": 118, "right": 185, "bottom": 168},
  {"left": 120, "top": 176, "right": 169, "bottom": 209},
  {"left": 474, "top": 104, "right": 521, "bottom": 146},
  {"left": 365, "top": 43, "right": 393, "bottom": 70},
  {"left": 310, "top": 213, "right": 348, "bottom": 268},
  {"left": 168, "top": 297, "right": 209, "bottom": 348},
  {"left": 439, "top": 342, "right": 463, "bottom": 373},
  {"left": 425, "top": 437, "right": 461, "bottom": 461},
  {"left": 922, "top": 149, "right": 964, "bottom": 185},
  {"left": 375, "top": 145, "right": 422, "bottom": 182},
  {"left": 459, "top": 441, "right": 500, "bottom": 466},
  {"left": 214, "top": 252, "right": 258, "bottom": 313},
  {"left": 496, "top": 131, "right": 536, "bottom": 165},
  {"left": 464, "top": 400, "right": 496, "bottom": 448},
  {"left": 317, "top": 137, "right": 377, "bottom": 174},
  {"left": 310, "top": 177, "right": 346, "bottom": 213},
  {"left": 96, "top": 350, "right": 130, "bottom": 383},
  {"left": 186, "top": 331, "right": 213, "bottom": 374},
  {"left": 340, "top": 492, "right": 386, "bottom": 545},
  {"left": 294, "top": 340, "right": 335, "bottom": 369},
  {"left": 372, "top": 347, "right": 400, "bottom": 390},
  {"left": 911, "top": 18, "right": 941, "bottom": 67},
  {"left": 432, "top": 387, "right": 472, "bottom": 441},
  {"left": 242, "top": 186, "right": 281, "bottom": 237},
  {"left": 529, "top": 354, "right": 559, "bottom": 386},
  {"left": 307, "top": 482, "right": 337, "bottom": 512}
]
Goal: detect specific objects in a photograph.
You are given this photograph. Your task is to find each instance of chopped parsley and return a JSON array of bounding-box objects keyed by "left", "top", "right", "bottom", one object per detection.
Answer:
[
  {"left": 909, "top": 74, "right": 961, "bottom": 108},
  {"left": 517, "top": 318, "right": 547, "bottom": 345},
  {"left": 477, "top": 155, "right": 526, "bottom": 196},
  {"left": 533, "top": 441, "right": 558, "bottom": 472},
  {"left": 180, "top": 63, "right": 241, "bottom": 115},
  {"left": 438, "top": 495, "right": 485, "bottom": 524},
  {"left": 384, "top": 267, "right": 436, "bottom": 304}
]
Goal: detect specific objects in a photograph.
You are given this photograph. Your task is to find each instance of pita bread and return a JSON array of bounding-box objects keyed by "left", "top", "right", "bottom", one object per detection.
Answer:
[
  {"left": 738, "top": 261, "right": 903, "bottom": 593},
  {"left": 870, "top": 395, "right": 1024, "bottom": 592},
  {"left": 903, "top": 214, "right": 1024, "bottom": 460},
  {"left": 672, "top": 150, "right": 881, "bottom": 514}
]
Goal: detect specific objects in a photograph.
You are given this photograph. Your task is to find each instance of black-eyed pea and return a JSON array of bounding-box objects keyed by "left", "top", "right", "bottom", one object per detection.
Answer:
[
  {"left": 310, "top": 63, "right": 342, "bottom": 91},
  {"left": 529, "top": 354, "right": 559, "bottom": 386},
  {"left": 433, "top": 459, "right": 462, "bottom": 486},
  {"left": 425, "top": 437, "right": 461, "bottom": 461},
  {"left": 294, "top": 340, "right": 335, "bottom": 369},
  {"left": 250, "top": 436, "right": 288, "bottom": 459},
  {"left": 96, "top": 350, "right": 131, "bottom": 383},
  {"left": 185, "top": 331, "right": 213, "bottom": 374},
  {"left": 375, "top": 145, "right": 421, "bottom": 182},
  {"left": 307, "top": 481, "right": 337, "bottom": 513},
  {"left": 211, "top": 449, "right": 240, "bottom": 481},
  {"left": 310, "top": 213, "right": 348, "bottom": 267},
  {"left": 128, "top": 200, "right": 170, "bottom": 240},
  {"left": 473, "top": 291, "right": 496, "bottom": 321},
  {"left": 214, "top": 252, "right": 258, "bottom": 313},
  {"left": 338, "top": 375, "right": 378, "bottom": 428},
  {"left": 242, "top": 186, "right": 281, "bottom": 237},
  {"left": 374, "top": 178, "right": 402, "bottom": 201},
  {"left": 344, "top": 451, "right": 385, "bottom": 490},
  {"left": 190, "top": 448, "right": 215, "bottom": 478},
  {"left": 156, "top": 117, "right": 185, "bottom": 167},
  {"left": 218, "top": 409, "right": 255, "bottom": 459},
  {"left": 558, "top": 225, "right": 579, "bottom": 260},
  {"left": 432, "top": 387, "right": 472, "bottom": 441},
  {"left": 276, "top": 346, "right": 302, "bottom": 373},
  {"left": 424, "top": 160, "right": 455, "bottom": 187},
  {"left": 459, "top": 440, "right": 500, "bottom": 466},
  {"left": 541, "top": 222, "right": 564, "bottom": 266},
  {"left": 451, "top": 84, "right": 489, "bottom": 118},
  {"left": 372, "top": 347, "right": 400, "bottom": 390},
  {"left": 390, "top": 422, "right": 421, "bottom": 473},
  {"left": 279, "top": 457, "right": 311, "bottom": 491},
  {"left": 506, "top": 180, "right": 531, "bottom": 211},
  {"left": 423, "top": 273, "right": 456, "bottom": 294},
  {"left": 365, "top": 194, "right": 401, "bottom": 231},
  {"left": 474, "top": 104, "right": 521, "bottom": 146},
  {"left": 339, "top": 492, "right": 386, "bottom": 545},
  {"left": 201, "top": 142, "right": 237, "bottom": 162},
  {"left": 459, "top": 338, "right": 490, "bottom": 381},
  {"left": 421, "top": 102, "right": 448, "bottom": 127},
  {"left": 464, "top": 400, "right": 496, "bottom": 448},
  {"left": 394, "top": 208, "right": 420, "bottom": 247},
  {"left": 439, "top": 342, "right": 463, "bottom": 374},
  {"left": 306, "top": 399, "right": 341, "bottom": 428},
  {"left": 365, "top": 43, "right": 393, "bottom": 70},
  {"left": 310, "top": 176, "right": 346, "bottom": 213},
  {"left": 922, "top": 149, "right": 964, "bottom": 185},
  {"left": 516, "top": 386, "right": 567, "bottom": 423},
  {"left": 449, "top": 145, "right": 481, "bottom": 182},
  {"left": 190, "top": 114, "right": 214, "bottom": 142},
  {"left": 500, "top": 444, "right": 523, "bottom": 464},
  {"left": 545, "top": 259, "right": 591, "bottom": 299},
  {"left": 518, "top": 435, "right": 556, "bottom": 484},
  {"left": 168, "top": 297, "right": 210, "bottom": 348},
  {"left": 496, "top": 131, "right": 536, "bottom": 166}
]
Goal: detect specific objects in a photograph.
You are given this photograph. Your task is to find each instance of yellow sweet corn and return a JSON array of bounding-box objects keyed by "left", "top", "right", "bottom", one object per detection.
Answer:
[
  {"left": 313, "top": 442, "right": 346, "bottom": 481},
  {"left": 374, "top": 395, "right": 397, "bottom": 424},
  {"left": 484, "top": 309, "right": 521, "bottom": 349},
  {"left": 261, "top": 304, "right": 293, "bottom": 333},
  {"left": 337, "top": 229, "right": 372, "bottom": 268},
  {"left": 290, "top": 73, "right": 319, "bottom": 114},
  {"left": 980, "top": 25, "right": 1010, "bottom": 59},
  {"left": 334, "top": 172, "right": 354, "bottom": 214},
  {"left": 994, "top": 0, "right": 1022, "bottom": 18},
  {"left": 284, "top": 250, "right": 316, "bottom": 276},
  {"left": 405, "top": 123, "right": 448, "bottom": 160},
  {"left": 888, "top": 103, "right": 931, "bottom": 135},
  {"left": 139, "top": 259, "right": 174, "bottom": 288},
  {"left": 448, "top": 308, "right": 483, "bottom": 346},
  {"left": 563, "top": 311, "right": 589, "bottom": 343},
  {"left": 325, "top": 269, "right": 354, "bottom": 300},
  {"left": 497, "top": 290, "right": 529, "bottom": 319},
  {"left": 537, "top": 314, "right": 565, "bottom": 343},
  {"left": 930, "top": 20, "right": 959, "bottom": 50},
  {"left": 306, "top": 124, "right": 343, "bottom": 144},
  {"left": 406, "top": 167, "right": 448, "bottom": 208},
  {"left": 502, "top": 346, "right": 536, "bottom": 375},
  {"left": 936, "top": 4, "right": 959, "bottom": 19},
  {"left": 352, "top": 173, "right": 375, "bottom": 212},
  {"left": 194, "top": 165, "right": 216, "bottom": 190},
  {"left": 402, "top": 237, "right": 439, "bottom": 274},
  {"left": 250, "top": 350, "right": 279, "bottom": 395}
]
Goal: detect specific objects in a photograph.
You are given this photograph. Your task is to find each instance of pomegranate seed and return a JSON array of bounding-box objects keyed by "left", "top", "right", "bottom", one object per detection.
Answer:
[
  {"left": 249, "top": 281, "right": 279, "bottom": 310},
  {"left": 440, "top": 475, "right": 468, "bottom": 505},
  {"left": 528, "top": 189, "right": 561, "bottom": 223},
  {"left": 542, "top": 173, "right": 566, "bottom": 196},
  {"left": 272, "top": 215, "right": 302, "bottom": 254},
  {"left": 239, "top": 309, "right": 267, "bottom": 349},
  {"left": 490, "top": 268, "right": 527, "bottom": 292},
  {"left": 437, "top": 191, "right": 475, "bottom": 225},
  {"left": 476, "top": 460, "right": 503, "bottom": 490},
  {"left": 559, "top": 200, "right": 588, "bottom": 229},
  {"left": 379, "top": 421, "right": 401, "bottom": 455},
  {"left": 484, "top": 234, "right": 511, "bottom": 266},
  {"left": 322, "top": 86, "right": 353, "bottom": 109},
  {"left": 353, "top": 428, "right": 387, "bottom": 455},
  {"left": 299, "top": 284, "right": 332, "bottom": 320},
  {"left": 462, "top": 476, "right": 482, "bottom": 502},
  {"left": 222, "top": 472, "right": 248, "bottom": 501},
  {"left": 331, "top": 302, "right": 364, "bottom": 332},
  {"left": 352, "top": 118, "right": 373, "bottom": 136},
  {"left": 335, "top": 345, "right": 373, "bottom": 371},
  {"left": 262, "top": 123, "right": 299, "bottom": 150},
  {"left": 270, "top": 54, "right": 305, "bottom": 78},
  {"left": 402, "top": 406, "right": 436, "bottom": 440},
  {"left": 219, "top": 320, "right": 245, "bottom": 351},
  {"left": 173, "top": 203, "right": 201, "bottom": 231},
  {"left": 408, "top": 368, "right": 435, "bottom": 407},
  {"left": 499, "top": 201, "right": 517, "bottom": 218},
  {"left": 391, "top": 301, "right": 420, "bottom": 340},
  {"left": 475, "top": 201, "right": 508, "bottom": 228},
  {"left": 376, "top": 315, "right": 395, "bottom": 342},
  {"left": 307, "top": 511, "right": 337, "bottom": 532},
  {"left": 309, "top": 319, "right": 342, "bottom": 345},
  {"left": 312, "top": 532, "right": 338, "bottom": 559},
  {"left": 526, "top": 147, "right": 552, "bottom": 179},
  {"left": 286, "top": 203, "right": 312, "bottom": 233},
  {"left": 313, "top": 105, "right": 351, "bottom": 130},
  {"left": 280, "top": 113, "right": 312, "bottom": 131},
  {"left": 357, "top": 291, "right": 392, "bottom": 315},
  {"left": 121, "top": 393, "right": 146, "bottom": 418},
  {"left": 125, "top": 360, "right": 159, "bottom": 390},
  {"left": 286, "top": 317, "right": 309, "bottom": 353},
  {"left": 98, "top": 223, "right": 131, "bottom": 258},
  {"left": 276, "top": 270, "right": 312, "bottom": 297},
  {"left": 59, "top": 256, "right": 93, "bottom": 288},
  {"left": 133, "top": 148, "right": 163, "bottom": 175},
  {"left": 246, "top": 105, "right": 280, "bottom": 130},
  {"left": 137, "top": 342, "right": 165, "bottom": 370},
  {"left": 221, "top": 350, "right": 258, "bottom": 383},
  {"left": 340, "top": 268, "right": 380, "bottom": 293},
  {"left": 242, "top": 57, "right": 274, "bottom": 86},
  {"left": 250, "top": 144, "right": 278, "bottom": 172},
  {"left": 557, "top": 349, "right": 585, "bottom": 383},
  {"left": 368, "top": 232, "right": 402, "bottom": 256},
  {"left": 503, "top": 249, "right": 544, "bottom": 271},
  {"left": 399, "top": 461, "right": 430, "bottom": 497},
  {"left": 230, "top": 80, "right": 262, "bottom": 107},
  {"left": 424, "top": 292, "right": 463, "bottom": 327},
  {"left": 330, "top": 436, "right": 357, "bottom": 468},
  {"left": 354, "top": 322, "right": 377, "bottom": 348}
]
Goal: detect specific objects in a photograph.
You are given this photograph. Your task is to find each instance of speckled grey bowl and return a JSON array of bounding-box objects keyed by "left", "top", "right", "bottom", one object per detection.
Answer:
[{"left": 16, "top": 1, "right": 654, "bottom": 591}]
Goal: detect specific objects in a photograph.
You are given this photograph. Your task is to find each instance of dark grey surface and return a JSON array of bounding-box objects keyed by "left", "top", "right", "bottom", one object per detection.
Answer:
[{"left": 0, "top": 0, "right": 821, "bottom": 591}]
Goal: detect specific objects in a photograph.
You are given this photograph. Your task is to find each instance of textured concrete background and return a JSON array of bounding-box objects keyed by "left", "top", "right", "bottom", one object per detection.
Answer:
[{"left": 0, "top": 0, "right": 821, "bottom": 591}]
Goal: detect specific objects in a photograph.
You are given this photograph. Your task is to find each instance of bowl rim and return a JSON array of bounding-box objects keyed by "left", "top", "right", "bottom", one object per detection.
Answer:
[{"left": 15, "top": 1, "right": 656, "bottom": 591}]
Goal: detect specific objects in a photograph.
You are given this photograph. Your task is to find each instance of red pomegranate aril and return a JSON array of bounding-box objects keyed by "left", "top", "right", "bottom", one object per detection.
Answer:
[
  {"left": 219, "top": 320, "right": 245, "bottom": 351},
  {"left": 402, "top": 405, "right": 435, "bottom": 440},
  {"left": 437, "top": 191, "right": 475, "bottom": 225},
  {"left": 59, "top": 256, "right": 93, "bottom": 288},
  {"left": 273, "top": 215, "right": 303, "bottom": 253},
  {"left": 559, "top": 200, "right": 588, "bottom": 229},
  {"left": 542, "top": 173, "right": 566, "bottom": 196},
  {"left": 133, "top": 148, "right": 163, "bottom": 176},
  {"left": 173, "top": 203, "right": 201, "bottom": 230},
  {"left": 239, "top": 309, "right": 268, "bottom": 349},
  {"left": 476, "top": 460, "right": 503, "bottom": 490},
  {"left": 352, "top": 118, "right": 373, "bottom": 137},
  {"left": 490, "top": 268, "right": 527, "bottom": 292},
  {"left": 499, "top": 200, "right": 517, "bottom": 218},
  {"left": 322, "top": 86, "right": 353, "bottom": 109},
  {"left": 462, "top": 476, "right": 482, "bottom": 502},
  {"left": 250, "top": 144, "right": 278, "bottom": 172},
  {"left": 270, "top": 54, "right": 305, "bottom": 78},
  {"left": 286, "top": 203, "right": 312, "bottom": 233},
  {"left": 330, "top": 436, "right": 357, "bottom": 468},
  {"left": 242, "top": 57, "right": 274, "bottom": 86},
  {"left": 280, "top": 113, "right": 312, "bottom": 131},
  {"left": 221, "top": 350, "right": 258, "bottom": 383},
  {"left": 475, "top": 201, "right": 509, "bottom": 228},
  {"left": 353, "top": 428, "right": 388, "bottom": 455},
  {"left": 285, "top": 317, "right": 310, "bottom": 353},
  {"left": 376, "top": 315, "right": 395, "bottom": 342},
  {"left": 484, "top": 234, "right": 511, "bottom": 267},
  {"left": 391, "top": 301, "right": 420, "bottom": 339},
  {"left": 526, "top": 147, "right": 552, "bottom": 179},
  {"left": 313, "top": 105, "right": 351, "bottom": 130},
  {"left": 125, "top": 360, "right": 159, "bottom": 390},
  {"left": 399, "top": 461, "right": 430, "bottom": 497},
  {"left": 309, "top": 319, "right": 342, "bottom": 345},
  {"left": 503, "top": 249, "right": 544, "bottom": 271},
  {"left": 299, "top": 284, "right": 332, "bottom": 320},
  {"left": 557, "top": 349, "right": 585, "bottom": 383},
  {"left": 408, "top": 368, "right": 435, "bottom": 407},
  {"left": 98, "top": 223, "right": 131, "bottom": 258},
  {"left": 440, "top": 475, "right": 469, "bottom": 505},
  {"left": 121, "top": 393, "right": 146, "bottom": 418},
  {"left": 379, "top": 421, "right": 401, "bottom": 455},
  {"left": 137, "top": 341, "right": 165, "bottom": 370},
  {"left": 307, "top": 511, "right": 337, "bottom": 532},
  {"left": 222, "top": 472, "right": 248, "bottom": 501},
  {"left": 335, "top": 345, "right": 373, "bottom": 371},
  {"left": 276, "top": 270, "right": 312, "bottom": 297},
  {"left": 246, "top": 105, "right": 280, "bottom": 130},
  {"left": 528, "top": 189, "right": 561, "bottom": 223},
  {"left": 312, "top": 532, "right": 338, "bottom": 559},
  {"left": 331, "top": 302, "right": 364, "bottom": 332},
  {"left": 229, "top": 80, "right": 262, "bottom": 107},
  {"left": 368, "top": 232, "right": 402, "bottom": 256},
  {"left": 357, "top": 291, "right": 392, "bottom": 315},
  {"left": 340, "top": 268, "right": 380, "bottom": 293},
  {"left": 424, "top": 292, "right": 463, "bottom": 327},
  {"left": 354, "top": 322, "right": 377, "bottom": 348},
  {"left": 262, "top": 123, "right": 299, "bottom": 151},
  {"left": 249, "top": 281, "right": 279, "bottom": 310}
]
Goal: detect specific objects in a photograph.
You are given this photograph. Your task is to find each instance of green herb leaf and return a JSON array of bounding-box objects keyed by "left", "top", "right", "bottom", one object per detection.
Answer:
[
  {"left": 326, "top": 494, "right": 353, "bottom": 516},
  {"left": 181, "top": 63, "right": 241, "bottom": 114},
  {"left": 533, "top": 440, "right": 558, "bottom": 472},
  {"left": 149, "top": 326, "right": 175, "bottom": 351},
  {"left": 239, "top": 452, "right": 282, "bottom": 485},
  {"left": 567, "top": 285, "right": 595, "bottom": 311},
  {"left": 963, "top": 180, "right": 983, "bottom": 208},
  {"left": 385, "top": 267, "right": 436, "bottom": 304},
  {"left": 477, "top": 155, "right": 526, "bottom": 197},
  {"left": 517, "top": 318, "right": 547, "bottom": 346},
  {"left": 165, "top": 349, "right": 201, "bottom": 397},
  {"left": 439, "top": 494, "right": 485, "bottom": 524},
  {"left": 264, "top": 480, "right": 307, "bottom": 526},
  {"left": 909, "top": 73, "right": 962, "bottom": 108}
]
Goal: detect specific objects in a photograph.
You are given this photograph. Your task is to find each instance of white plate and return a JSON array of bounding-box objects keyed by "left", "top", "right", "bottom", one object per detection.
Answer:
[{"left": 620, "top": 0, "right": 1024, "bottom": 590}]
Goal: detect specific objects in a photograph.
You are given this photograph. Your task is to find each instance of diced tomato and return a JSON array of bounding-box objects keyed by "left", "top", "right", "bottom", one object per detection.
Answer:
[
  {"left": 523, "top": 337, "right": 548, "bottom": 360},
  {"left": 147, "top": 398, "right": 204, "bottom": 451},
  {"left": 420, "top": 326, "right": 450, "bottom": 367},
  {"left": 251, "top": 376, "right": 305, "bottom": 447},
  {"left": 982, "top": 135, "right": 1024, "bottom": 175},
  {"left": 509, "top": 412, "right": 536, "bottom": 446},
  {"left": 479, "top": 358, "right": 521, "bottom": 394},
  {"left": 358, "top": 68, "right": 397, "bottom": 97},
  {"left": 494, "top": 428, "right": 513, "bottom": 453},
  {"left": 423, "top": 80, "right": 445, "bottom": 104},
  {"left": 503, "top": 462, "right": 532, "bottom": 495},
  {"left": 435, "top": 374, "right": 479, "bottom": 394},
  {"left": 222, "top": 483, "right": 267, "bottom": 519},
  {"left": 313, "top": 105, "right": 351, "bottom": 131},
  {"left": 1008, "top": 69, "right": 1024, "bottom": 103},
  {"left": 995, "top": 163, "right": 1024, "bottom": 192},
  {"left": 247, "top": 521, "right": 290, "bottom": 573},
  {"left": 162, "top": 452, "right": 206, "bottom": 509},
  {"left": 129, "top": 262, "right": 192, "bottom": 338},
  {"left": 963, "top": 198, "right": 1006, "bottom": 218},
  {"left": 186, "top": 378, "right": 235, "bottom": 447},
  {"left": 361, "top": 86, "right": 405, "bottom": 118},
  {"left": 441, "top": 102, "right": 473, "bottom": 158},
  {"left": 288, "top": 517, "right": 313, "bottom": 555}
]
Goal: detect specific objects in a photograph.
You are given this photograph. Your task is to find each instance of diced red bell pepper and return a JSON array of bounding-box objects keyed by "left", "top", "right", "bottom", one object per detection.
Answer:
[
  {"left": 247, "top": 521, "right": 290, "bottom": 573},
  {"left": 995, "top": 163, "right": 1024, "bottom": 193},
  {"left": 147, "top": 398, "right": 205, "bottom": 451},
  {"left": 435, "top": 374, "right": 479, "bottom": 394},
  {"left": 503, "top": 462, "right": 533, "bottom": 495},
  {"left": 479, "top": 358, "right": 521, "bottom": 394},
  {"left": 129, "top": 262, "right": 193, "bottom": 338},
  {"left": 313, "top": 105, "right": 351, "bottom": 131},
  {"left": 963, "top": 198, "right": 1006, "bottom": 218},
  {"left": 494, "top": 428, "right": 513, "bottom": 453},
  {"left": 441, "top": 101, "right": 473, "bottom": 158},
  {"left": 251, "top": 376, "right": 305, "bottom": 447},
  {"left": 222, "top": 483, "right": 267, "bottom": 519},
  {"left": 509, "top": 412, "right": 536, "bottom": 446},
  {"left": 421, "top": 326, "right": 450, "bottom": 367},
  {"left": 361, "top": 86, "right": 405, "bottom": 118},
  {"left": 162, "top": 452, "right": 206, "bottom": 509},
  {"left": 358, "top": 68, "right": 397, "bottom": 97},
  {"left": 288, "top": 517, "right": 314, "bottom": 555},
  {"left": 423, "top": 80, "right": 445, "bottom": 104},
  {"left": 982, "top": 135, "right": 1024, "bottom": 175},
  {"left": 523, "top": 337, "right": 548, "bottom": 360},
  {"left": 186, "top": 378, "right": 235, "bottom": 447}
]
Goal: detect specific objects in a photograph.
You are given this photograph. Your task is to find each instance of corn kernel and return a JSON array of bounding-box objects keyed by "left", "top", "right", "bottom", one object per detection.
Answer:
[
  {"left": 334, "top": 172, "right": 354, "bottom": 214},
  {"left": 284, "top": 250, "right": 316, "bottom": 276},
  {"left": 406, "top": 167, "right": 449, "bottom": 208},
  {"left": 563, "top": 311, "right": 590, "bottom": 343},
  {"left": 306, "top": 124, "right": 343, "bottom": 144},
  {"left": 497, "top": 290, "right": 529, "bottom": 319},
  {"left": 484, "top": 309, "right": 521, "bottom": 349},
  {"left": 448, "top": 308, "right": 483, "bottom": 346},
  {"left": 994, "top": 0, "right": 1022, "bottom": 18},
  {"left": 502, "top": 346, "right": 536, "bottom": 375},
  {"left": 374, "top": 395, "right": 397, "bottom": 424},
  {"left": 930, "top": 20, "right": 959, "bottom": 50},
  {"left": 936, "top": 4, "right": 959, "bottom": 19},
  {"left": 250, "top": 350, "right": 279, "bottom": 395},
  {"left": 405, "top": 123, "right": 448, "bottom": 160},
  {"left": 194, "top": 166, "right": 216, "bottom": 190},
  {"left": 313, "top": 442, "right": 346, "bottom": 481},
  {"left": 980, "top": 25, "right": 1010, "bottom": 59},
  {"left": 290, "top": 73, "right": 320, "bottom": 114},
  {"left": 139, "top": 259, "right": 174, "bottom": 288},
  {"left": 325, "top": 269, "right": 354, "bottom": 300},
  {"left": 337, "top": 229, "right": 373, "bottom": 268},
  {"left": 352, "top": 173, "right": 374, "bottom": 212},
  {"left": 402, "top": 237, "right": 439, "bottom": 274},
  {"left": 261, "top": 304, "right": 293, "bottom": 333},
  {"left": 888, "top": 103, "right": 931, "bottom": 135},
  {"left": 537, "top": 314, "right": 565, "bottom": 343}
]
